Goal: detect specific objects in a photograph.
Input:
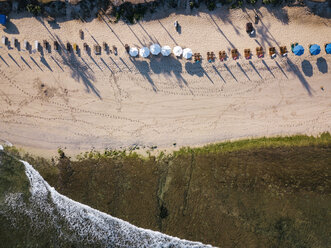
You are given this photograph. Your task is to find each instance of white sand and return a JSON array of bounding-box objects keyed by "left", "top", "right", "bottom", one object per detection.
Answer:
[{"left": 0, "top": 6, "right": 330, "bottom": 156}]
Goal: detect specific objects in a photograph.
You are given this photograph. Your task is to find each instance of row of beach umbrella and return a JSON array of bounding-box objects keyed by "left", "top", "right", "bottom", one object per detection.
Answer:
[
  {"left": 129, "top": 44, "right": 192, "bottom": 59},
  {"left": 293, "top": 44, "right": 331, "bottom": 56}
]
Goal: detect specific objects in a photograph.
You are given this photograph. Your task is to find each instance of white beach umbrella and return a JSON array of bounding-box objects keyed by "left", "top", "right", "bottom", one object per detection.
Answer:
[
  {"left": 183, "top": 48, "right": 192, "bottom": 59},
  {"left": 150, "top": 44, "right": 161, "bottom": 55},
  {"left": 129, "top": 47, "right": 138, "bottom": 57},
  {"left": 139, "top": 47, "right": 150, "bottom": 58},
  {"left": 161, "top": 46, "right": 171, "bottom": 56},
  {"left": 173, "top": 46, "right": 183, "bottom": 57}
]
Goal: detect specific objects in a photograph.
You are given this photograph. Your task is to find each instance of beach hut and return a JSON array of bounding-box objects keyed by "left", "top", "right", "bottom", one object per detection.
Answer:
[
  {"left": 150, "top": 44, "right": 161, "bottom": 55},
  {"left": 161, "top": 46, "right": 171, "bottom": 56},
  {"left": 173, "top": 46, "right": 183, "bottom": 57},
  {"left": 183, "top": 48, "right": 192, "bottom": 59},
  {"left": 293, "top": 45, "right": 304, "bottom": 56},
  {"left": 309, "top": 44, "right": 320, "bottom": 55},
  {"left": 129, "top": 47, "right": 138, "bottom": 57},
  {"left": 35, "top": 41, "right": 39, "bottom": 50},
  {"left": 326, "top": 43, "right": 331, "bottom": 54},
  {"left": 0, "top": 15, "right": 7, "bottom": 26},
  {"left": 139, "top": 47, "right": 150, "bottom": 58}
]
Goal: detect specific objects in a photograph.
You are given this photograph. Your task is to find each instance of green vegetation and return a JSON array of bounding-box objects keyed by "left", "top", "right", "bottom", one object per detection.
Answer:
[
  {"left": 3, "top": 133, "right": 331, "bottom": 247},
  {"left": 0, "top": 151, "right": 30, "bottom": 202},
  {"left": 26, "top": 4, "right": 42, "bottom": 16}
]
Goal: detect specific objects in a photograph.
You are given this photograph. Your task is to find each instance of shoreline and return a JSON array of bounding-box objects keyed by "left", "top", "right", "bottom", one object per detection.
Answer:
[{"left": 1, "top": 6, "right": 331, "bottom": 158}]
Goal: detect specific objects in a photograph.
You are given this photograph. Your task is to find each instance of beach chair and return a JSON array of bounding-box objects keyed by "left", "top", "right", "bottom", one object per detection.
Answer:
[
  {"left": 66, "top": 42, "right": 71, "bottom": 52},
  {"left": 269, "top": 47, "right": 276, "bottom": 58},
  {"left": 94, "top": 45, "right": 101, "bottom": 55},
  {"left": 79, "top": 29, "right": 84, "bottom": 39},
  {"left": 231, "top": 49, "right": 238, "bottom": 60},
  {"left": 103, "top": 42, "right": 107, "bottom": 51},
  {"left": 211, "top": 52, "right": 215, "bottom": 62},
  {"left": 125, "top": 44, "right": 130, "bottom": 53},
  {"left": 113, "top": 45, "right": 117, "bottom": 55},
  {"left": 256, "top": 47, "right": 263, "bottom": 58},
  {"left": 244, "top": 49, "right": 251, "bottom": 59},
  {"left": 280, "top": 46, "right": 288, "bottom": 57},
  {"left": 53, "top": 41, "right": 59, "bottom": 51},
  {"left": 24, "top": 40, "right": 29, "bottom": 50},
  {"left": 73, "top": 43, "right": 78, "bottom": 53},
  {"left": 219, "top": 51, "right": 227, "bottom": 61},
  {"left": 291, "top": 43, "right": 298, "bottom": 52},
  {"left": 207, "top": 52, "right": 211, "bottom": 62},
  {"left": 83, "top": 42, "right": 88, "bottom": 52}
]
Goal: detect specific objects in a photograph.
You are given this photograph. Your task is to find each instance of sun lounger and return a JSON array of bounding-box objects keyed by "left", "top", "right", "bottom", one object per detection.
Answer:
[
  {"left": 113, "top": 45, "right": 117, "bottom": 55},
  {"left": 256, "top": 47, "right": 263, "bottom": 58},
  {"left": 54, "top": 41, "right": 59, "bottom": 51},
  {"left": 231, "top": 49, "right": 238, "bottom": 60},
  {"left": 94, "top": 45, "right": 101, "bottom": 55},
  {"left": 1, "top": 36, "right": 6, "bottom": 45},
  {"left": 43, "top": 40, "right": 49, "bottom": 50},
  {"left": 79, "top": 29, "right": 84, "bottom": 39},
  {"left": 24, "top": 40, "right": 28, "bottom": 50},
  {"left": 219, "top": 51, "right": 226, "bottom": 61},
  {"left": 269, "top": 47, "right": 276, "bottom": 58},
  {"left": 103, "top": 42, "right": 107, "bottom": 51},
  {"left": 35, "top": 41, "right": 39, "bottom": 50},
  {"left": 125, "top": 44, "right": 130, "bottom": 53},
  {"left": 244, "top": 49, "right": 251, "bottom": 59},
  {"left": 280, "top": 46, "right": 288, "bottom": 56},
  {"left": 73, "top": 43, "right": 78, "bottom": 53},
  {"left": 66, "top": 42, "right": 71, "bottom": 52},
  {"left": 211, "top": 52, "right": 215, "bottom": 62},
  {"left": 83, "top": 42, "right": 88, "bottom": 52}
]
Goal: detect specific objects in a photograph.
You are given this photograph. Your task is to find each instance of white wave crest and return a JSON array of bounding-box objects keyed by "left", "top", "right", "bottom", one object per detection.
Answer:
[{"left": 21, "top": 160, "right": 215, "bottom": 248}]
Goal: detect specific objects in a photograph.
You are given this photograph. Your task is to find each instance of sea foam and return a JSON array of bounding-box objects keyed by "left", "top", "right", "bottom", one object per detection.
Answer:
[{"left": 21, "top": 160, "right": 214, "bottom": 247}]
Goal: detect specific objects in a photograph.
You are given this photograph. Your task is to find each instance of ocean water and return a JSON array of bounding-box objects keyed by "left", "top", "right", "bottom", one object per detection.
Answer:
[{"left": 15, "top": 159, "right": 214, "bottom": 247}]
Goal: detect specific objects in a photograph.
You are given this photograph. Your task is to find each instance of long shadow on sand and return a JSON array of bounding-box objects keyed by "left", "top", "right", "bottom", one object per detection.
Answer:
[{"left": 287, "top": 58, "right": 313, "bottom": 96}]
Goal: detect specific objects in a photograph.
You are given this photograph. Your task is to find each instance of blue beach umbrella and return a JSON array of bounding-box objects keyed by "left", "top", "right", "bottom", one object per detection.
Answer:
[
  {"left": 293, "top": 45, "right": 304, "bottom": 56},
  {"left": 326, "top": 43, "right": 331, "bottom": 54},
  {"left": 309, "top": 44, "right": 320, "bottom": 55}
]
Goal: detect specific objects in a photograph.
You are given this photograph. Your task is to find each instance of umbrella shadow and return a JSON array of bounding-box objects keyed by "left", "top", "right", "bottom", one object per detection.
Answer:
[
  {"left": 316, "top": 57, "right": 328, "bottom": 74},
  {"left": 185, "top": 61, "right": 214, "bottom": 84},
  {"left": 130, "top": 58, "right": 158, "bottom": 92},
  {"left": 287, "top": 58, "right": 313, "bottom": 96},
  {"left": 301, "top": 60, "right": 313, "bottom": 77}
]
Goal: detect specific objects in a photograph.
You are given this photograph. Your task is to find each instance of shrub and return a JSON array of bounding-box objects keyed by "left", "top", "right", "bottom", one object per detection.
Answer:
[{"left": 26, "top": 4, "right": 41, "bottom": 15}]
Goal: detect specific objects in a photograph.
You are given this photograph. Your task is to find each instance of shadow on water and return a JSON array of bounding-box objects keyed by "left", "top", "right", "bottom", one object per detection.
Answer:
[
  {"left": 316, "top": 57, "right": 328, "bottom": 74},
  {"left": 287, "top": 58, "right": 313, "bottom": 96},
  {"left": 301, "top": 60, "right": 313, "bottom": 77}
]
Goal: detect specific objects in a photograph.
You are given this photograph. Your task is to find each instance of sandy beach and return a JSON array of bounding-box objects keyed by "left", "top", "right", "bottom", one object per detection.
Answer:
[{"left": 0, "top": 5, "right": 330, "bottom": 156}]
